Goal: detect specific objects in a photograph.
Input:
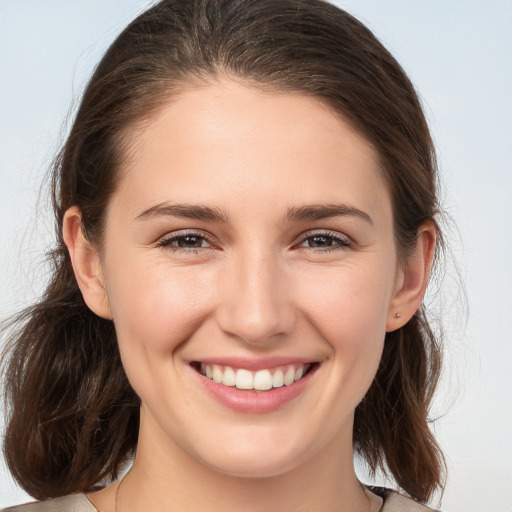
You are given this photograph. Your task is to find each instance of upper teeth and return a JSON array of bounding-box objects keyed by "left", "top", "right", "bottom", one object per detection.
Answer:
[{"left": 200, "top": 363, "right": 310, "bottom": 391}]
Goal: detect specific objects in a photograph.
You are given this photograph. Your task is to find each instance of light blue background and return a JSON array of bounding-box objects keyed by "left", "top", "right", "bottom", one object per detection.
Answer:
[{"left": 1, "top": 1, "right": 511, "bottom": 510}]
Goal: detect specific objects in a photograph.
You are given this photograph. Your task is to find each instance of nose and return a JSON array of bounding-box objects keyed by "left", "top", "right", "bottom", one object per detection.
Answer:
[{"left": 215, "top": 248, "right": 296, "bottom": 346}]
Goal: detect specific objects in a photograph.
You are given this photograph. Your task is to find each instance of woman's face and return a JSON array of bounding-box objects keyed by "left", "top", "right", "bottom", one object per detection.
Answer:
[{"left": 93, "top": 80, "right": 405, "bottom": 477}]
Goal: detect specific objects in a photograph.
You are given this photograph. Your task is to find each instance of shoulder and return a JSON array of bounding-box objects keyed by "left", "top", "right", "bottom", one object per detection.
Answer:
[
  {"left": 1, "top": 494, "right": 97, "bottom": 512},
  {"left": 379, "top": 489, "right": 440, "bottom": 512},
  {"left": 2, "top": 489, "right": 440, "bottom": 512}
]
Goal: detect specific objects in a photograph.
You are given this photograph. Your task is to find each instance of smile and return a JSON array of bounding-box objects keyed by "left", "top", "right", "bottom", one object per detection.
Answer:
[
  {"left": 190, "top": 360, "right": 320, "bottom": 413},
  {"left": 197, "top": 363, "right": 313, "bottom": 391}
]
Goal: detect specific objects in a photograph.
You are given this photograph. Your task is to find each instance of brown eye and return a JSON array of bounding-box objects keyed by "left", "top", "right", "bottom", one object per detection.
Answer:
[
  {"left": 157, "top": 232, "right": 212, "bottom": 250},
  {"left": 175, "top": 235, "right": 207, "bottom": 248},
  {"left": 307, "top": 235, "right": 335, "bottom": 247},
  {"left": 300, "top": 233, "right": 351, "bottom": 250}
]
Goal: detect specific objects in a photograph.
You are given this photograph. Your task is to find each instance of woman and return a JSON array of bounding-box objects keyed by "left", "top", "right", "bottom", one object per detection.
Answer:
[{"left": 1, "top": 0, "right": 445, "bottom": 510}]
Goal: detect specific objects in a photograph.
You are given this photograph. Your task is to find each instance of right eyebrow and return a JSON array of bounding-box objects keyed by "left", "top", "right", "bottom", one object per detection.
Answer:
[
  {"left": 135, "top": 203, "right": 229, "bottom": 223},
  {"left": 284, "top": 203, "right": 374, "bottom": 226}
]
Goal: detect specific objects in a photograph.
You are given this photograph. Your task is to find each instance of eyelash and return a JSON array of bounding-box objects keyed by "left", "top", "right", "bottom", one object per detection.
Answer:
[
  {"left": 156, "top": 230, "right": 215, "bottom": 253},
  {"left": 155, "top": 230, "right": 352, "bottom": 254},
  {"left": 296, "top": 230, "right": 352, "bottom": 252}
]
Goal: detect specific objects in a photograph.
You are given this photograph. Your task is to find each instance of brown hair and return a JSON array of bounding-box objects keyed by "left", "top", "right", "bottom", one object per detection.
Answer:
[{"left": 2, "top": 0, "right": 444, "bottom": 503}]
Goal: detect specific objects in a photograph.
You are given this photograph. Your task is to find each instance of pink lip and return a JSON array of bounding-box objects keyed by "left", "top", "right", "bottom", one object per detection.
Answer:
[{"left": 191, "top": 362, "right": 319, "bottom": 414}]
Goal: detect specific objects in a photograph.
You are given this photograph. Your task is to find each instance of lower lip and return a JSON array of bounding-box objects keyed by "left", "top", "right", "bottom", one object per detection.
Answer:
[{"left": 194, "top": 366, "right": 317, "bottom": 414}]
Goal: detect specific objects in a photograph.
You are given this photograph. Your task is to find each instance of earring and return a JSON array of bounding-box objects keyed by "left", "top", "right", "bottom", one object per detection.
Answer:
[{"left": 394, "top": 313, "right": 401, "bottom": 319}]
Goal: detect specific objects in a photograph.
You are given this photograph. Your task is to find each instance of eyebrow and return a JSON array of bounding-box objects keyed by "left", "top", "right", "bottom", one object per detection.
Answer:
[
  {"left": 285, "top": 204, "right": 374, "bottom": 225},
  {"left": 136, "top": 202, "right": 373, "bottom": 226},
  {"left": 136, "top": 203, "right": 229, "bottom": 223}
]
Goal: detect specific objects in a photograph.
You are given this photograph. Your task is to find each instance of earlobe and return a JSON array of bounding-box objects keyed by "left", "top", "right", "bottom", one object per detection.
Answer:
[
  {"left": 386, "top": 222, "right": 436, "bottom": 332},
  {"left": 63, "top": 206, "right": 112, "bottom": 319}
]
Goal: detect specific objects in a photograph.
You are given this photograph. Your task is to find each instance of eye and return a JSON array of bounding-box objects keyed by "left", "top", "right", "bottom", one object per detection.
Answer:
[
  {"left": 156, "top": 231, "right": 213, "bottom": 250},
  {"left": 297, "top": 231, "right": 351, "bottom": 251}
]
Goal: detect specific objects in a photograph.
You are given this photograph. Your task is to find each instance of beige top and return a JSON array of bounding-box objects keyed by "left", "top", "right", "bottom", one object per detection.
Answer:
[{"left": 2, "top": 490, "right": 439, "bottom": 512}]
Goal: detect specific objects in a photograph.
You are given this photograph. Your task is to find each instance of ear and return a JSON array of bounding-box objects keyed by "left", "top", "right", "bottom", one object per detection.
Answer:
[
  {"left": 386, "top": 221, "right": 436, "bottom": 332},
  {"left": 63, "top": 206, "right": 112, "bottom": 319}
]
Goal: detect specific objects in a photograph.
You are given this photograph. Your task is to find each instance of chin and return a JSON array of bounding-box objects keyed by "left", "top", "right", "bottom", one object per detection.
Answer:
[
  {"left": 190, "top": 426, "right": 312, "bottom": 479},
  {"left": 203, "top": 451, "right": 302, "bottom": 479}
]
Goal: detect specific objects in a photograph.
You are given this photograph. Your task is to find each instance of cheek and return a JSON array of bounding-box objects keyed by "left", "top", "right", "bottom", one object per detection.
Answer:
[
  {"left": 104, "top": 256, "right": 215, "bottom": 354},
  {"left": 298, "top": 263, "right": 392, "bottom": 337},
  {"left": 294, "top": 262, "right": 393, "bottom": 383},
  {"left": 103, "top": 259, "right": 218, "bottom": 410}
]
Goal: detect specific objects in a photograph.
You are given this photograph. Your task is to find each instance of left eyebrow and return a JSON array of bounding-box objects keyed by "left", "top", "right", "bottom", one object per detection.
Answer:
[
  {"left": 285, "top": 204, "right": 374, "bottom": 226},
  {"left": 135, "top": 203, "right": 229, "bottom": 223}
]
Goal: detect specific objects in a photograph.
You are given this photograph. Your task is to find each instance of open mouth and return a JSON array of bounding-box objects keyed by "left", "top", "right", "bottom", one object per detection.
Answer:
[{"left": 191, "top": 361, "right": 320, "bottom": 392}]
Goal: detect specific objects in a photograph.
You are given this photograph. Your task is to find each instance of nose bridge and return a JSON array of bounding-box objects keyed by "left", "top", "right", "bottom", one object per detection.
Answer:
[{"left": 216, "top": 244, "right": 294, "bottom": 344}]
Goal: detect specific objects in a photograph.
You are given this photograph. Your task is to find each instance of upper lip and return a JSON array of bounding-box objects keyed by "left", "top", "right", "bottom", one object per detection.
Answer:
[{"left": 189, "top": 356, "right": 320, "bottom": 371}]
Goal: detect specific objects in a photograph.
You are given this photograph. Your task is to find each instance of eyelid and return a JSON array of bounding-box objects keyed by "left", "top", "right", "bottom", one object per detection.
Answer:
[
  {"left": 155, "top": 229, "right": 217, "bottom": 249},
  {"left": 293, "top": 229, "right": 352, "bottom": 250},
  {"left": 154, "top": 228, "right": 352, "bottom": 252}
]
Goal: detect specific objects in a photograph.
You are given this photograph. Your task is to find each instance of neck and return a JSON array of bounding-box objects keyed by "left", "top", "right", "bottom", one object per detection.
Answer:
[{"left": 116, "top": 412, "right": 371, "bottom": 512}]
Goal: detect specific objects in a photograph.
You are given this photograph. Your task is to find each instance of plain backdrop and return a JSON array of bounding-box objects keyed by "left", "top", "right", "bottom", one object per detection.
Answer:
[{"left": 1, "top": 1, "right": 511, "bottom": 510}]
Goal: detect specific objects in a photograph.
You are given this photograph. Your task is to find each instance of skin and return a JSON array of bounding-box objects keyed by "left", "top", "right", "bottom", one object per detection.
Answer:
[{"left": 64, "top": 79, "right": 435, "bottom": 512}]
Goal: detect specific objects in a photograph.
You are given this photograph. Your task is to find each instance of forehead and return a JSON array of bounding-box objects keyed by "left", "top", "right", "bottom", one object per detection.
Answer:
[{"left": 113, "top": 79, "right": 390, "bottom": 223}]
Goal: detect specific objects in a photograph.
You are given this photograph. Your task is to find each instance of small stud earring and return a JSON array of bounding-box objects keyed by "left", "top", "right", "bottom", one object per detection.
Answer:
[{"left": 394, "top": 313, "right": 401, "bottom": 319}]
